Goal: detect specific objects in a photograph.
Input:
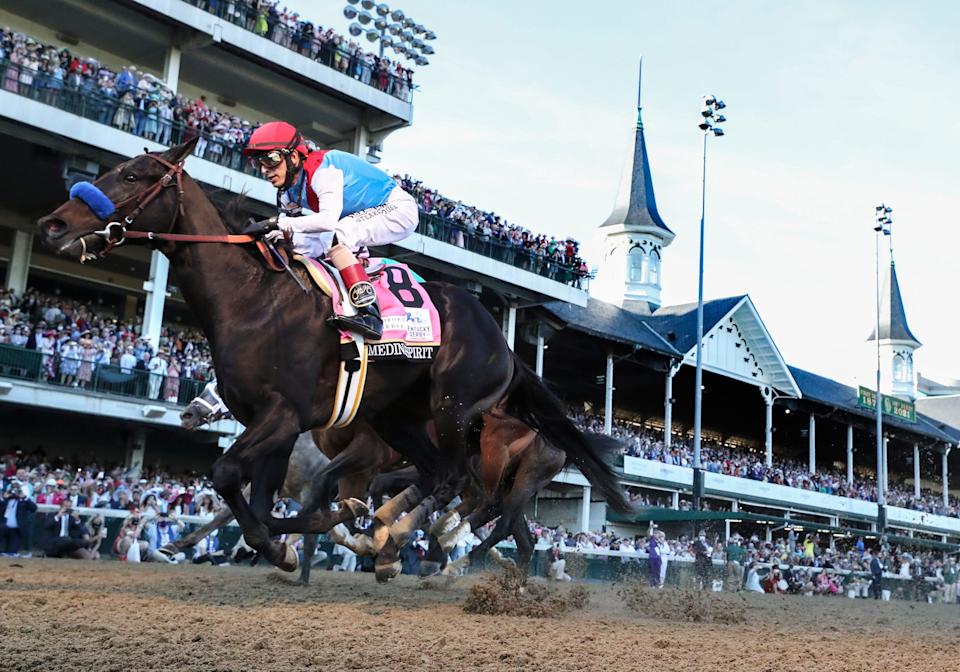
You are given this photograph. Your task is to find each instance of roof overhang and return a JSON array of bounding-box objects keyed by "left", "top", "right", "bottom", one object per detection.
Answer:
[{"left": 681, "top": 296, "right": 801, "bottom": 399}]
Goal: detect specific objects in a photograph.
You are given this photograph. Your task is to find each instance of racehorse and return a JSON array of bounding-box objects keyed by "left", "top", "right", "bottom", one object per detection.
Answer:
[{"left": 37, "top": 139, "right": 632, "bottom": 575}]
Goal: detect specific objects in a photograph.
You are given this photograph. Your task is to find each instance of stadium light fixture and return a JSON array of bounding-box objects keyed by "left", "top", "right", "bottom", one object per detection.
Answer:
[
  {"left": 691, "top": 94, "right": 728, "bottom": 512},
  {"left": 342, "top": 3, "right": 437, "bottom": 63},
  {"left": 873, "top": 203, "right": 893, "bottom": 511}
]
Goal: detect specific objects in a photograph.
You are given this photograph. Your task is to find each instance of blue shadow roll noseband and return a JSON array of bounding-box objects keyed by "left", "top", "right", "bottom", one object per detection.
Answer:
[{"left": 69, "top": 181, "right": 117, "bottom": 221}]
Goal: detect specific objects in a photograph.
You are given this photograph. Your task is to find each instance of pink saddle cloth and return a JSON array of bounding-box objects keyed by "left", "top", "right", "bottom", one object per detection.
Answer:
[{"left": 299, "top": 257, "right": 441, "bottom": 362}]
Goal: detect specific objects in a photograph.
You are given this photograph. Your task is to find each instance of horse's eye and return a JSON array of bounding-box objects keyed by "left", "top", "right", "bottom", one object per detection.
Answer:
[{"left": 124, "top": 174, "right": 138, "bottom": 183}]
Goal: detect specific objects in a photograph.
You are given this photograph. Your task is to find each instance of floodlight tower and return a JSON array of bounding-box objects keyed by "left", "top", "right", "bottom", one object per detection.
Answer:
[
  {"left": 691, "top": 95, "right": 727, "bottom": 510},
  {"left": 344, "top": 0, "right": 437, "bottom": 65}
]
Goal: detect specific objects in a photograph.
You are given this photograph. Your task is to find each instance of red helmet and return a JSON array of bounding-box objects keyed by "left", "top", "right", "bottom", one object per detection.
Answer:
[{"left": 243, "top": 121, "right": 308, "bottom": 156}]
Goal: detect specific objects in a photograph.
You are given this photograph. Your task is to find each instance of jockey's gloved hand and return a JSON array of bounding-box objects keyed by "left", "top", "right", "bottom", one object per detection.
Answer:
[{"left": 240, "top": 216, "right": 279, "bottom": 237}]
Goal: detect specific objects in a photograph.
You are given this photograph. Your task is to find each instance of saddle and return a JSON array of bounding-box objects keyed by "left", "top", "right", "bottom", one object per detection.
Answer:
[{"left": 293, "top": 255, "right": 442, "bottom": 429}]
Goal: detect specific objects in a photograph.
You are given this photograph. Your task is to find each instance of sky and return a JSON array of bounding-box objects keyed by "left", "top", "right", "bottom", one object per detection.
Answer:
[{"left": 289, "top": 0, "right": 960, "bottom": 388}]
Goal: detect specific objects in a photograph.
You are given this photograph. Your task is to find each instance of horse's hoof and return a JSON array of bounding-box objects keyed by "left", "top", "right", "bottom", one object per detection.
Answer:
[
  {"left": 277, "top": 543, "right": 299, "bottom": 573},
  {"left": 442, "top": 555, "right": 470, "bottom": 577},
  {"left": 374, "top": 560, "right": 402, "bottom": 583},
  {"left": 340, "top": 497, "right": 369, "bottom": 519},
  {"left": 157, "top": 546, "right": 175, "bottom": 560},
  {"left": 488, "top": 547, "right": 516, "bottom": 569},
  {"left": 352, "top": 534, "right": 377, "bottom": 557},
  {"left": 429, "top": 510, "right": 461, "bottom": 538},
  {"left": 438, "top": 521, "right": 471, "bottom": 554}
]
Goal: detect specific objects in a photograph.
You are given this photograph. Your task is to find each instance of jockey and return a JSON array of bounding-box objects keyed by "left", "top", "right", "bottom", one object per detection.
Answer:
[{"left": 241, "top": 121, "right": 418, "bottom": 339}]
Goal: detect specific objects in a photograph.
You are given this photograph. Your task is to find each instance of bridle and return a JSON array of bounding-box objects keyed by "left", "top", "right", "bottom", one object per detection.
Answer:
[{"left": 73, "top": 153, "right": 288, "bottom": 272}]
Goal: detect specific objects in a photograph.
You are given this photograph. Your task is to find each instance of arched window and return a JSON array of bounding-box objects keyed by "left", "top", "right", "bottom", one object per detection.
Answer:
[
  {"left": 893, "top": 353, "right": 908, "bottom": 382},
  {"left": 628, "top": 247, "right": 645, "bottom": 283},
  {"left": 648, "top": 250, "right": 661, "bottom": 285}
]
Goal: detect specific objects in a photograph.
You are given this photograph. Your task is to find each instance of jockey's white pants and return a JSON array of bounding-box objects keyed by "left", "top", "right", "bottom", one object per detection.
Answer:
[{"left": 290, "top": 186, "right": 418, "bottom": 258}]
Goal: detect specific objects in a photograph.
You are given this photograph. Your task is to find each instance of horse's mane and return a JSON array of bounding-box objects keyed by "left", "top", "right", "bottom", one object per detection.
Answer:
[{"left": 209, "top": 191, "right": 256, "bottom": 234}]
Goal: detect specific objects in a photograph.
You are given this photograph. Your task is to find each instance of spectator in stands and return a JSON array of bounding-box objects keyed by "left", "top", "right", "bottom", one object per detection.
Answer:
[
  {"left": 1, "top": 482, "right": 37, "bottom": 556},
  {"left": 44, "top": 499, "right": 95, "bottom": 559},
  {"left": 868, "top": 549, "right": 885, "bottom": 599},
  {"left": 726, "top": 535, "right": 746, "bottom": 591}
]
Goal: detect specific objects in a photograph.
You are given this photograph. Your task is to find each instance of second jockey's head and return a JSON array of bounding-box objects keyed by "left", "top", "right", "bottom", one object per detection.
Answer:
[{"left": 243, "top": 121, "right": 309, "bottom": 190}]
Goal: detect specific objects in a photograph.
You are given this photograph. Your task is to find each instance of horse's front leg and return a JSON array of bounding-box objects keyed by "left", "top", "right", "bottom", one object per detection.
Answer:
[{"left": 211, "top": 401, "right": 300, "bottom": 572}]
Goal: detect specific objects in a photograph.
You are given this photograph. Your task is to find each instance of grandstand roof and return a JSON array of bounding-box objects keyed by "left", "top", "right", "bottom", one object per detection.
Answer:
[
  {"left": 788, "top": 366, "right": 957, "bottom": 444},
  {"left": 867, "top": 262, "right": 921, "bottom": 347},
  {"left": 599, "top": 62, "right": 674, "bottom": 241},
  {"left": 544, "top": 295, "right": 745, "bottom": 357},
  {"left": 643, "top": 295, "right": 746, "bottom": 354},
  {"left": 544, "top": 298, "right": 680, "bottom": 355}
]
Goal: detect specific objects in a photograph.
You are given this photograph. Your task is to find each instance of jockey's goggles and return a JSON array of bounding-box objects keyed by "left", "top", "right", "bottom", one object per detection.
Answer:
[{"left": 249, "top": 150, "right": 286, "bottom": 169}]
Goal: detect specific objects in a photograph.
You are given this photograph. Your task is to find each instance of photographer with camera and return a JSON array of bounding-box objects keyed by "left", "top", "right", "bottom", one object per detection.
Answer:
[
  {"left": 115, "top": 511, "right": 148, "bottom": 562},
  {"left": 45, "top": 499, "right": 96, "bottom": 559},
  {"left": 1, "top": 482, "right": 37, "bottom": 556},
  {"left": 147, "top": 510, "right": 185, "bottom": 563}
]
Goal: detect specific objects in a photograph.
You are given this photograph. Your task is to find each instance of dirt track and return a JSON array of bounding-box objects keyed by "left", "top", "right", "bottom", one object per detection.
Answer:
[{"left": 1, "top": 558, "right": 958, "bottom": 672}]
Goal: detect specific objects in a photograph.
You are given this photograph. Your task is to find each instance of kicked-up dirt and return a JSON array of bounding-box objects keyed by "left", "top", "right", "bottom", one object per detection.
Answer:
[{"left": 0, "top": 558, "right": 958, "bottom": 671}]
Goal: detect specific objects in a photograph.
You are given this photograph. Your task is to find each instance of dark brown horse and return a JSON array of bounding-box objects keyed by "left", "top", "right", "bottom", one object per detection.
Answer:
[{"left": 37, "top": 140, "right": 631, "bottom": 575}]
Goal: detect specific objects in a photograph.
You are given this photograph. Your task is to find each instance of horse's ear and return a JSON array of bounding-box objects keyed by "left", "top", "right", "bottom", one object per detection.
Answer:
[{"left": 160, "top": 137, "right": 199, "bottom": 165}]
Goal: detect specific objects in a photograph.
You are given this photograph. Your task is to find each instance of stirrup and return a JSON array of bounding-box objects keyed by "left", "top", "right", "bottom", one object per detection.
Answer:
[{"left": 327, "top": 312, "right": 382, "bottom": 340}]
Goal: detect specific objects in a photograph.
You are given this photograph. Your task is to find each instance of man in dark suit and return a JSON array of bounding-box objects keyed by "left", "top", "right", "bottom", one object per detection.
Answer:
[
  {"left": 45, "top": 500, "right": 94, "bottom": 559},
  {"left": 1, "top": 483, "right": 38, "bottom": 555},
  {"left": 869, "top": 550, "right": 885, "bottom": 599}
]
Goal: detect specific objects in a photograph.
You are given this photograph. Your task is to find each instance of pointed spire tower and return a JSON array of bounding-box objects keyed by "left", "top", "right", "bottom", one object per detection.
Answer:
[
  {"left": 868, "top": 232, "right": 921, "bottom": 400},
  {"left": 591, "top": 59, "right": 675, "bottom": 313}
]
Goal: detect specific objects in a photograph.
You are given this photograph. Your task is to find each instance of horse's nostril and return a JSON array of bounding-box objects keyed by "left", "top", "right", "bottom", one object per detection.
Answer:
[{"left": 39, "top": 216, "right": 68, "bottom": 239}]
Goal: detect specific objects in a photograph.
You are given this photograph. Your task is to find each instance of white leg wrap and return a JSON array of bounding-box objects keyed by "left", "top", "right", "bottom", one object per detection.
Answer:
[
  {"left": 438, "top": 521, "right": 471, "bottom": 554},
  {"left": 429, "top": 510, "right": 461, "bottom": 538}
]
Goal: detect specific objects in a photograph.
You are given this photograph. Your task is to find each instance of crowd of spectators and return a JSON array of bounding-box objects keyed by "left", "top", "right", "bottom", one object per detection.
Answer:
[
  {"left": 2, "top": 28, "right": 589, "bottom": 286},
  {"left": 0, "top": 449, "right": 227, "bottom": 561},
  {"left": 569, "top": 409, "right": 960, "bottom": 518},
  {"left": 0, "top": 27, "right": 262, "bottom": 171},
  {"left": 185, "top": 0, "right": 415, "bottom": 101},
  {"left": 0, "top": 287, "right": 215, "bottom": 400},
  {"left": 529, "top": 519, "right": 959, "bottom": 603},
  {"left": 397, "top": 174, "right": 591, "bottom": 287}
]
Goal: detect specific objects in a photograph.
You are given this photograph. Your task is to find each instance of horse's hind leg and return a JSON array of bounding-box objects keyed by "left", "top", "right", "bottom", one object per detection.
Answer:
[{"left": 299, "top": 533, "right": 318, "bottom": 585}]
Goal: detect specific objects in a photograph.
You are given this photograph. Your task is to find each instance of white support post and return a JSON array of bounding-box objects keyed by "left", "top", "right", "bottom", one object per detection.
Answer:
[
  {"left": 943, "top": 446, "right": 951, "bottom": 508},
  {"left": 4, "top": 230, "right": 33, "bottom": 295},
  {"left": 846, "top": 424, "right": 854, "bottom": 485},
  {"left": 578, "top": 485, "right": 592, "bottom": 533},
  {"left": 664, "top": 368, "right": 676, "bottom": 449},
  {"left": 762, "top": 389, "right": 773, "bottom": 467},
  {"left": 914, "top": 444, "right": 921, "bottom": 499},
  {"left": 163, "top": 45, "right": 181, "bottom": 91},
  {"left": 808, "top": 414, "right": 816, "bottom": 474},
  {"left": 126, "top": 428, "right": 147, "bottom": 478},
  {"left": 882, "top": 436, "right": 889, "bottom": 494},
  {"left": 671, "top": 491, "right": 680, "bottom": 509},
  {"left": 141, "top": 251, "right": 169, "bottom": 350},
  {"left": 505, "top": 304, "right": 517, "bottom": 351},
  {"left": 535, "top": 327, "right": 545, "bottom": 378},
  {"left": 603, "top": 352, "right": 614, "bottom": 436},
  {"left": 829, "top": 517, "right": 838, "bottom": 550},
  {"left": 351, "top": 125, "right": 370, "bottom": 158}
]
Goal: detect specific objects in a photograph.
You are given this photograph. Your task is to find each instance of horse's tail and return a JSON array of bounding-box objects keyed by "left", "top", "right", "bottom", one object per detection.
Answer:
[{"left": 505, "top": 354, "right": 633, "bottom": 515}]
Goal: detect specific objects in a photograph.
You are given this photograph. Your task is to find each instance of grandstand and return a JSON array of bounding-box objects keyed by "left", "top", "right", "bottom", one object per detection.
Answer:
[{"left": 1, "top": 0, "right": 958, "bottom": 565}]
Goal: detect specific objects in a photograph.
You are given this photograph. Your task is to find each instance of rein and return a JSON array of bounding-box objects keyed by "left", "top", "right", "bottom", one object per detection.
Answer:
[{"left": 73, "top": 154, "right": 287, "bottom": 272}]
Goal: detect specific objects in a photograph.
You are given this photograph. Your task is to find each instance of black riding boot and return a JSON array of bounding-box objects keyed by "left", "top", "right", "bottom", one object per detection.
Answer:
[{"left": 327, "top": 299, "right": 383, "bottom": 340}]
